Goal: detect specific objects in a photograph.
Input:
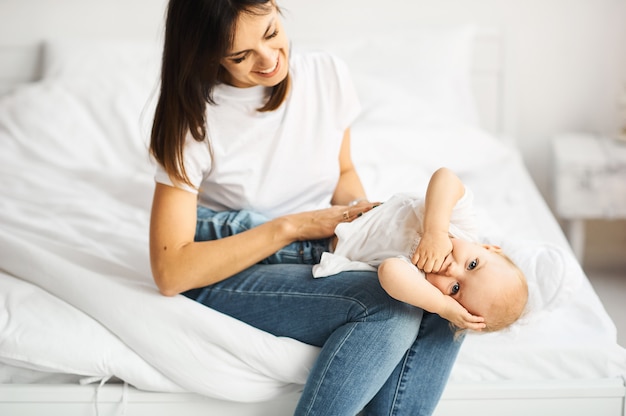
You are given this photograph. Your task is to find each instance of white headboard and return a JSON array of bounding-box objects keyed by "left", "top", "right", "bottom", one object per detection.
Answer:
[
  {"left": 0, "top": 0, "right": 510, "bottom": 137},
  {"left": 467, "top": 28, "right": 510, "bottom": 137}
]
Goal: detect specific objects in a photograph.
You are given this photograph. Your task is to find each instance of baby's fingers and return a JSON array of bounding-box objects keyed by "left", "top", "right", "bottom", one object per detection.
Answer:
[
  {"left": 414, "top": 253, "right": 438, "bottom": 273},
  {"left": 414, "top": 253, "right": 429, "bottom": 272},
  {"left": 466, "top": 321, "right": 487, "bottom": 331},
  {"left": 466, "top": 313, "right": 485, "bottom": 323},
  {"left": 463, "top": 314, "right": 486, "bottom": 331},
  {"left": 464, "top": 321, "right": 487, "bottom": 331},
  {"left": 420, "top": 257, "right": 435, "bottom": 273},
  {"left": 429, "top": 256, "right": 446, "bottom": 273}
]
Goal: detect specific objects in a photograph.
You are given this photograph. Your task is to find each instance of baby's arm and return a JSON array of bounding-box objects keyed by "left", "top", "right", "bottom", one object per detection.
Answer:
[
  {"left": 378, "top": 257, "right": 485, "bottom": 330},
  {"left": 413, "top": 167, "right": 465, "bottom": 273}
]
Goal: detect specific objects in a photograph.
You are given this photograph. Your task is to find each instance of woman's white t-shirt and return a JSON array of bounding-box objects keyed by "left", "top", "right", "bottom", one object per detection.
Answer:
[{"left": 154, "top": 52, "right": 361, "bottom": 218}]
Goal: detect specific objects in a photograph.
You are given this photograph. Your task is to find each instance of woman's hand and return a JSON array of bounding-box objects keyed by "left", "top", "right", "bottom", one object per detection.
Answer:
[{"left": 282, "top": 201, "right": 380, "bottom": 241}]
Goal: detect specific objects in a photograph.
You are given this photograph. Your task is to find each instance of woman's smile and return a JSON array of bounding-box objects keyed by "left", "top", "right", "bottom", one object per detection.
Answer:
[{"left": 254, "top": 56, "right": 280, "bottom": 77}]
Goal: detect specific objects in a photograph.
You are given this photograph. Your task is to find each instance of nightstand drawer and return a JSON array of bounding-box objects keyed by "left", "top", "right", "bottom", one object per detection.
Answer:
[
  {"left": 555, "top": 167, "right": 626, "bottom": 218},
  {"left": 552, "top": 134, "right": 626, "bottom": 219}
]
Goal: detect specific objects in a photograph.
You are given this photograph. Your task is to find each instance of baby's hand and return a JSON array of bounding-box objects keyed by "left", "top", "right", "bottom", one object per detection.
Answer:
[
  {"left": 439, "top": 296, "right": 486, "bottom": 331},
  {"left": 412, "top": 231, "right": 452, "bottom": 273}
]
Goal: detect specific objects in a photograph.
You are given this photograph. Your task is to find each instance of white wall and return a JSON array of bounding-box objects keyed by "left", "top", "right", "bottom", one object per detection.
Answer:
[
  {"left": 1, "top": 0, "right": 625, "bottom": 267},
  {"left": 280, "top": 0, "right": 626, "bottom": 195},
  {"left": 0, "top": 0, "right": 167, "bottom": 43}
]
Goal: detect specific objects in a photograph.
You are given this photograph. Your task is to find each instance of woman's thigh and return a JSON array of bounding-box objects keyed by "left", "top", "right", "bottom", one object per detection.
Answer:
[{"left": 183, "top": 263, "right": 413, "bottom": 347}]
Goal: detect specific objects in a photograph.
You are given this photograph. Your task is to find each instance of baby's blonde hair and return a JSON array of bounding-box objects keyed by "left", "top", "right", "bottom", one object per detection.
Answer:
[{"left": 482, "top": 252, "right": 528, "bottom": 332}]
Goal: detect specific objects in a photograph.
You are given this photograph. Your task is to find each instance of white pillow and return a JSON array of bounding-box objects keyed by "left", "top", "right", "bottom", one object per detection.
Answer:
[
  {"left": 294, "top": 25, "right": 479, "bottom": 127},
  {"left": 42, "top": 26, "right": 477, "bottom": 127},
  {"left": 496, "top": 239, "right": 584, "bottom": 324},
  {"left": 42, "top": 39, "right": 162, "bottom": 80},
  {"left": 0, "top": 73, "right": 157, "bottom": 176},
  {"left": 351, "top": 124, "right": 515, "bottom": 201}
]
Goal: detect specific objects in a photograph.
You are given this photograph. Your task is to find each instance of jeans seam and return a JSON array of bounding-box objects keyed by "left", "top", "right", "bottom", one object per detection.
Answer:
[
  {"left": 301, "top": 323, "right": 359, "bottom": 416},
  {"left": 205, "top": 288, "right": 370, "bottom": 313},
  {"left": 388, "top": 346, "right": 412, "bottom": 416}
]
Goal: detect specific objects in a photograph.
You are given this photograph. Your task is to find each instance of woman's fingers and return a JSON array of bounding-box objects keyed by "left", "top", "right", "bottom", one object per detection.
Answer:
[{"left": 339, "top": 202, "right": 380, "bottom": 222}]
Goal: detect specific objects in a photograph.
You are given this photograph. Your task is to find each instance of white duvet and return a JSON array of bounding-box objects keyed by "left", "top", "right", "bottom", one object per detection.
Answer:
[
  {"left": 0, "top": 47, "right": 624, "bottom": 402},
  {"left": 0, "top": 75, "right": 319, "bottom": 401}
]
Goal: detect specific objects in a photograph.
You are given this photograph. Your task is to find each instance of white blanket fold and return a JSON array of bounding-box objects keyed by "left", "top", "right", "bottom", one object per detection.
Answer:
[{"left": 0, "top": 226, "right": 318, "bottom": 400}]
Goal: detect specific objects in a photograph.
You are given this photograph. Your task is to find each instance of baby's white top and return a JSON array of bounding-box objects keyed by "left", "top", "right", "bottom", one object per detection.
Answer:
[{"left": 313, "top": 188, "right": 479, "bottom": 277}]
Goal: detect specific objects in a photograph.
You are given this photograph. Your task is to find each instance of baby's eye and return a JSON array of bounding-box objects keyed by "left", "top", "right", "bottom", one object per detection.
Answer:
[
  {"left": 450, "top": 283, "right": 460, "bottom": 296},
  {"left": 467, "top": 259, "right": 478, "bottom": 270}
]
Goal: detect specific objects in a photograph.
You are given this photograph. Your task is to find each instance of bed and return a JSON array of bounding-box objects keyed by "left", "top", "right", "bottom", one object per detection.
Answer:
[{"left": 0, "top": 1, "right": 625, "bottom": 415}]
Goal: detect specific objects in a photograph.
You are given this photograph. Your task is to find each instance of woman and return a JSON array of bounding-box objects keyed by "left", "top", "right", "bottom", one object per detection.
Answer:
[{"left": 149, "top": 0, "right": 463, "bottom": 414}]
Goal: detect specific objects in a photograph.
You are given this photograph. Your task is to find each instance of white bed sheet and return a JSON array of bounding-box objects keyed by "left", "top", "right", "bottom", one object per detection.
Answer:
[
  {"left": 0, "top": 34, "right": 625, "bottom": 402},
  {"left": 349, "top": 121, "right": 626, "bottom": 383}
]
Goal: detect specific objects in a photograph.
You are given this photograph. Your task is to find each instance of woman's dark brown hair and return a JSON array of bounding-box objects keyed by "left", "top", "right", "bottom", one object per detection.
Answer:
[{"left": 150, "top": 0, "right": 289, "bottom": 187}]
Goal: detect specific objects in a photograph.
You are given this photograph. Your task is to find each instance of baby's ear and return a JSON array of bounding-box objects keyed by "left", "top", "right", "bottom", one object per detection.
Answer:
[{"left": 481, "top": 244, "right": 502, "bottom": 253}]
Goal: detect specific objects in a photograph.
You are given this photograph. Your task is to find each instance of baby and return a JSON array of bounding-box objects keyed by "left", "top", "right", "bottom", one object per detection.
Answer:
[
  {"left": 192, "top": 167, "right": 528, "bottom": 332},
  {"left": 313, "top": 167, "right": 528, "bottom": 332}
]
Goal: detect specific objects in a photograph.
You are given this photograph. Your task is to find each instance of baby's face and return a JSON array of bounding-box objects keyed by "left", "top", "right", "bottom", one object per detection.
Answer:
[{"left": 425, "top": 239, "right": 520, "bottom": 318}]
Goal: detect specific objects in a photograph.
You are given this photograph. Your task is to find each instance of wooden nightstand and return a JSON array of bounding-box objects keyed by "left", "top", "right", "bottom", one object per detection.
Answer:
[{"left": 551, "top": 133, "right": 626, "bottom": 262}]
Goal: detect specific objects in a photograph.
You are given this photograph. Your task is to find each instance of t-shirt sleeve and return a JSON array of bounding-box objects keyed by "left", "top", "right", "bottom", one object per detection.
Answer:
[
  {"left": 153, "top": 133, "right": 212, "bottom": 194},
  {"left": 449, "top": 186, "right": 480, "bottom": 242},
  {"left": 323, "top": 54, "right": 361, "bottom": 132}
]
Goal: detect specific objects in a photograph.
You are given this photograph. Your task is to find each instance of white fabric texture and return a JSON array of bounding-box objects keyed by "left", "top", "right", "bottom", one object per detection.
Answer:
[
  {"left": 295, "top": 25, "right": 479, "bottom": 127},
  {"left": 0, "top": 76, "right": 318, "bottom": 401},
  {"left": 497, "top": 239, "right": 584, "bottom": 324},
  {"left": 0, "top": 30, "right": 624, "bottom": 402},
  {"left": 41, "top": 39, "right": 162, "bottom": 81},
  {"left": 154, "top": 52, "right": 361, "bottom": 219},
  {"left": 312, "top": 188, "right": 479, "bottom": 277}
]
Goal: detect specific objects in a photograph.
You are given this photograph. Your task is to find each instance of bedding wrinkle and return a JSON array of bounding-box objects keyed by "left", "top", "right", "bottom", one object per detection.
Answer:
[{"left": 0, "top": 73, "right": 322, "bottom": 398}]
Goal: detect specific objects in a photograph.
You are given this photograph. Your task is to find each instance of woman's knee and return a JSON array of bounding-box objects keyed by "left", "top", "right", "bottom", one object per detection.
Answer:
[{"left": 338, "top": 272, "right": 422, "bottom": 336}]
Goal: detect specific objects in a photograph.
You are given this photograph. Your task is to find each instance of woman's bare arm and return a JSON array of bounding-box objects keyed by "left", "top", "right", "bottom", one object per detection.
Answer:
[
  {"left": 150, "top": 184, "right": 288, "bottom": 295},
  {"left": 150, "top": 182, "right": 377, "bottom": 296},
  {"left": 331, "top": 129, "right": 368, "bottom": 206}
]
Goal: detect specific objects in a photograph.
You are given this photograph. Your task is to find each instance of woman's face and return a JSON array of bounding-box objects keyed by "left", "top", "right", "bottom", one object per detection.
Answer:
[{"left": 220, "top": 6, "right": 289, "bottom": 88}]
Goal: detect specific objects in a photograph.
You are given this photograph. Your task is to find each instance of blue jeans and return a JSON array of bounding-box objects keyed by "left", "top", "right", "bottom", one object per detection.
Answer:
[
  {"left": 184, "top": 207, "right": 463, "bottom": 415},
  {"left": 194, "top": 207, "right": 330, "bottom": 265}
]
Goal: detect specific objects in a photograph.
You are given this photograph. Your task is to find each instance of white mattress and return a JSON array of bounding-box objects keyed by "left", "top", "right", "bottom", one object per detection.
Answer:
[{"left": 0, "top": 32, "right": 624, "bottom": 402}]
